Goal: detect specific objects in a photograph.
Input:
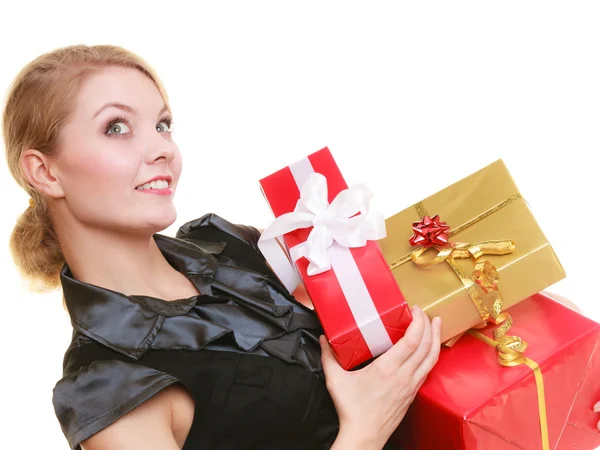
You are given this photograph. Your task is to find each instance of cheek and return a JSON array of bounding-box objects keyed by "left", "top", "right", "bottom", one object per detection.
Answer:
[
  {"left": 171, "top": 150, "right": 184, "bottom": 187},
  {"left": 61, "top": 142, "right": 139, "bottom": 196}
]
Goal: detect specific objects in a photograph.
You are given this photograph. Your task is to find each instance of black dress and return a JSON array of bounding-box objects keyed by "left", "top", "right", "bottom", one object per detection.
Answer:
[{"left": 53, "top": 214, "right": 345, "bottom": 449}]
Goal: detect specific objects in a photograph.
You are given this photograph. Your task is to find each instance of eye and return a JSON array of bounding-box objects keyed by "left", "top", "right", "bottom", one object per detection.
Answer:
[
  {"left": 106, "top": 120, "right": 131, "bottom": 136},
  {"left": 156, "top": 119, "right": 173, "bottom": 133}
]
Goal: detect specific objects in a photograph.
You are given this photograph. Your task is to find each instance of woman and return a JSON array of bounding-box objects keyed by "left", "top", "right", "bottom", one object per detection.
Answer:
[{"left": 3, "top": 44, "right": 441, "bottom": 450}]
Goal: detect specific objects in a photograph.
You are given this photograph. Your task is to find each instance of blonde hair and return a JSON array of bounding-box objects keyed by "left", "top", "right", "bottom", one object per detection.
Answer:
[{"left": 2, "top": 44, "right": 171, "bottom": 291}]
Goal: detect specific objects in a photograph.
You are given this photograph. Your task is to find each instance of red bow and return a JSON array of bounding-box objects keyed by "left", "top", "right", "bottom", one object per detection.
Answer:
[{"left": 408, "top": 215, "right": 450, "bottom": 247}]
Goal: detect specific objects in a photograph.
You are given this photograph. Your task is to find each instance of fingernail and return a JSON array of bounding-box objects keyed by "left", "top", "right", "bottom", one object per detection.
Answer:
[
  {"left": 412, "top": 305, "right": 421, "bottom": 313},
  {"left": 594, "top": 401, "right": 600, "bottom": 412},
  {"left": 433, "top": 316, "right": 441, "bottom": 327}
]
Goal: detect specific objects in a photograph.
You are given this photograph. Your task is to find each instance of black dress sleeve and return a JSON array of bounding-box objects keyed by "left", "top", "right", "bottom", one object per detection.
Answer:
[
  {"left": 177, "top": 213, "right": 262, "bottom": 251},
  {"left": 52, "top": 358, "right": 179, "bottom": 449},
  {"left": 174, "top": 214, "right": 325, "bottom": 376},
  {"left": 176, "top": 213, "right": 274, "bottom": 280}
]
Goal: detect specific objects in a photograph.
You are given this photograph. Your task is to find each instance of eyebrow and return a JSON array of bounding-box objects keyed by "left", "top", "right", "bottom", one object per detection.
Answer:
[{"left": 92, "top": 102, "right": 169, "bottom": 119}]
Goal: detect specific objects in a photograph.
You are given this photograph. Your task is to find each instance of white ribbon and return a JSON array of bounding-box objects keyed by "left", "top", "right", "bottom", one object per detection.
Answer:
[{"left": 258, "top": 172, "right": 386, "bottom": 293}]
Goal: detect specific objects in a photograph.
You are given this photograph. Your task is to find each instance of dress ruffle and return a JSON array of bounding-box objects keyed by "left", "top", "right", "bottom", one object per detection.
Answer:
[{"left": 60, "top": 213, "right": 325, "bottom": 375}]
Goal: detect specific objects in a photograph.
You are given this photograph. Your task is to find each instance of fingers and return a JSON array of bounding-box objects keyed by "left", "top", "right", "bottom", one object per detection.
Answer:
[
  {"left": 377, "top": 305, "right": 426, "bottom": 367},
  {"left": 414, "top": 316, "right": 442, "bottom": 381},
  {"left": 402, "top": 308, "right": 433, "bottom": 373},
  {"left": 320, "top": 307, "right": 441, "bottom": 384}
]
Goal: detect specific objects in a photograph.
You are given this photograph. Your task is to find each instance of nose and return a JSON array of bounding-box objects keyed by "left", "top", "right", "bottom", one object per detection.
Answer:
[{"left": 144, "top": 134, "right": 176, "bottom": 164}]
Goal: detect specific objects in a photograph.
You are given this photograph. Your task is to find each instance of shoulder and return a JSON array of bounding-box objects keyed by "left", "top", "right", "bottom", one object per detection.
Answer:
[
  {"left": 53, "top": 339, "right": 179, "bottom": 449},
  {"left": 176, "top": 213, "right": 262, "bottom": 251},
  {"left": 74, "top": 385, "right": 183, "bottom": 450}
]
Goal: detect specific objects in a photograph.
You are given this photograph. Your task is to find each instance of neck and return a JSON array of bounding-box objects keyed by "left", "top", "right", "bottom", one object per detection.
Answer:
[{"left": 57, "top": 220, "right": 190, "bottom": 299}]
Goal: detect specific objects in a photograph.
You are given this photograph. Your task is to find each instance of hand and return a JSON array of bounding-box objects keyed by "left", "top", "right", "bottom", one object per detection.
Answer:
[{"left": 321, "top": 306, "right": 441, "bottom": 449}]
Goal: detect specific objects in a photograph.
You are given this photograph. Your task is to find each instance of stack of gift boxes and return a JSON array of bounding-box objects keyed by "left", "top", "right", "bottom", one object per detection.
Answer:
[{"left": 257, "top": 147, "right": 600, "bottom": 450}]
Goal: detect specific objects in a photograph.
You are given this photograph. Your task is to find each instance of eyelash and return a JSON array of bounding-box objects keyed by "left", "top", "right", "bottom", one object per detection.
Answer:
[{"left": 104, "top": 115, "right": 174, "bottom": 138}]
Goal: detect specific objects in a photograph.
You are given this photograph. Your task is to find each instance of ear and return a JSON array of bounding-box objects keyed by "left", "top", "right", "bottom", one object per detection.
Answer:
[{"left": 21, "top": 149, "right": 65, "bottom": 199}]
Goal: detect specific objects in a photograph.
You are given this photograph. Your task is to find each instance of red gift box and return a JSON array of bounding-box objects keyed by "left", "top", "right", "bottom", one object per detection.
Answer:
[
  {"left": 392, "top": 293, "right": 600, "bottom": 450},
  {"left": 258, "top": 147, "right": 412, "bottom": 370}
]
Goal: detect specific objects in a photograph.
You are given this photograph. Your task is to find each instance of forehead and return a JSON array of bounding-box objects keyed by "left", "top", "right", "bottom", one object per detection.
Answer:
[{"left": 75, "top": 67, "right": 165, "bottom": 117}]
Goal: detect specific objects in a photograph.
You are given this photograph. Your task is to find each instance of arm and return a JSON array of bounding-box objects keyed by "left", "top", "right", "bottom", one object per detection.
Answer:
[
  {"left": 330, "top": 429, "right": 384, "bottom": 450},
  {"left": 81, "top": 386, "right": 181, "bottom": 450}
]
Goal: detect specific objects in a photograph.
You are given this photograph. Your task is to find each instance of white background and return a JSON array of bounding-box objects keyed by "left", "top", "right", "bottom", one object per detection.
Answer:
[{"left": 1, "top": 1, "right": 599, "bottom": 448}]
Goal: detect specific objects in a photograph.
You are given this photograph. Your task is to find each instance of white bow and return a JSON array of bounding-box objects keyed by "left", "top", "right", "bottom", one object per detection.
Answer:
[{"left": 258, "top": 172, "right": 386, "bottom": 293}]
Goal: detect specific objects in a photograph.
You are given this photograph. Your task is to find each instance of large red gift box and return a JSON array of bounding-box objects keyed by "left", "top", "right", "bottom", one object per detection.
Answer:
[
  {"left": 258, "top": 147, "right": 412, "bottom": 370},
  {"left": 392, "top": 293, "right": 600, "bottom": 450}
]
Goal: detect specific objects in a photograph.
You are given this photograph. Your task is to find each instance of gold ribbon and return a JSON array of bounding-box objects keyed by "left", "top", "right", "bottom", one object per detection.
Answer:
[
  {"left": 390, "top": 195, "right": 522, "bottom": 327},
  {"left": 389, "top": 193, "right": 523, "bottom": 269},
  {"left": 388, "top": 195, "right": 525, "bottom": 337},
  {"left": 390, "top": 195, "right": 549, "bottom": 448},
  {"left": 468, "top": 329, "right": 549, "bottom": 450},
  {"left": 407, "top": 239, "right": 516, "bottom": 324}
]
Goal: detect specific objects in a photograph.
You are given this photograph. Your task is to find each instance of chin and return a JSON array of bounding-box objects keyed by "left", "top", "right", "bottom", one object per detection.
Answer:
[
  {"left": 137, "top": 209, "right": 178, "bottom": 234},
  {"left": 151, "top": 214, "right": 177, "bottom": 233}
]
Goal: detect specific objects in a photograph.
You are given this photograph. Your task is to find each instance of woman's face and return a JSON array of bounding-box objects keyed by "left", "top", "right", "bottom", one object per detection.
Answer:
[{"left": 53, "top": 66, "right": 182, "bottom": 235}]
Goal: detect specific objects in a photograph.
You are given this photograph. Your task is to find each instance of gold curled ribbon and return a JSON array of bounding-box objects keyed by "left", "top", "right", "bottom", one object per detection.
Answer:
[
  {"left": 468, "top": 329, "right": 549, "bottom": 450},
  {"left": 408, "top": 240, "right": 516, "bottom": 322},
  {"left": 389, "top": 193, "right": 523, "bottom": 270},
  {"left": 392, "top": 195, "right": 546, "bottom": 447},
  {"left": 388, "top": 194, "right": 525, "bottom": 341}
]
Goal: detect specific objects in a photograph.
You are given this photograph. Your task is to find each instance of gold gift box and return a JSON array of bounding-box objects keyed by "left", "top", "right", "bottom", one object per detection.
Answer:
[{"left": 379, "top": 159, "right": 566, "bottom": 344}]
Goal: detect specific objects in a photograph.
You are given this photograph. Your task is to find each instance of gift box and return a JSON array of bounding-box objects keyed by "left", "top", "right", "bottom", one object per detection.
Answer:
[
  {"left": 378, "top": 159, "right": 566, "bottom": 344},
  {"left": 391, "top": 293, "right": 600, "bottom": 450},
  {"left": 258, "top": 147, "right": 412, "bottom": 370}
]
